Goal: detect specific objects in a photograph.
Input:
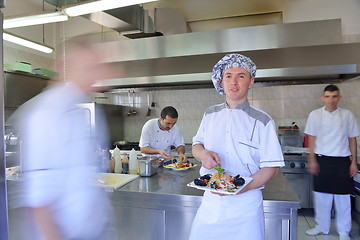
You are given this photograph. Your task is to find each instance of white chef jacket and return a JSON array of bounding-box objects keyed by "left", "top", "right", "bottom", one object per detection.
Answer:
[
  {"left": 190, "top": 101, "right": 284, "bottom": 240},
  {"left": 139, "top": 118, "right": 185, "bottom": 155},
  {"left": 304, "top": 106, "right": 360, "bottom": 157},
  {"left": 19, "top": 83, "right": 112, "bottom": 240}
]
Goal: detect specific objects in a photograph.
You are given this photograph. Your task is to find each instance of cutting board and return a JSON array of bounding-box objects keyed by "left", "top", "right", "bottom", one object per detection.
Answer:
[{"left": 96, "top": 173, "right": 139, "bottom": 191}]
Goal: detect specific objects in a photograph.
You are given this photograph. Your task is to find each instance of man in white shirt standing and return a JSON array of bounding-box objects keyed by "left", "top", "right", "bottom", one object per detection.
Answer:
[
  {"left": 139, "top": 106, "right": 187, "bottom": 162},
  {"left": 305, "top": 84, "right": 359, "bottom": 240}
]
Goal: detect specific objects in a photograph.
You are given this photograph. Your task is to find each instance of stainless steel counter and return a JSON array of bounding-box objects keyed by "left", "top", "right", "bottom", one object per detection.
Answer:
[
  {"left": 6, "top": 164, "right": 300, "bottom": 240},
  {"left": 109, "top": 164, "right": 300, "bottom": 240}
]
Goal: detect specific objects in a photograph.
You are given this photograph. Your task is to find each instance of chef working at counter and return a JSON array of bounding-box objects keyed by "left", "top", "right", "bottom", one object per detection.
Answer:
[
  {"left": 304, "top": 84, "right": 359, "bottom": 240},
  {"left": 189, "top": 54, "right": 284, "bottom": 240},
  {"left": 139, "top": 106, "right": 187, "bottom": 162}
]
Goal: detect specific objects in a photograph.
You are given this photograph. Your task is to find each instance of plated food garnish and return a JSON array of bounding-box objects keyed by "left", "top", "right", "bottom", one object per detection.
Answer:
[
  {"left": 164, "top": 162, "right": 196, "bottom": 170},
  {"left": 187, "top": 164, "right": 252, "bottom": 195}
]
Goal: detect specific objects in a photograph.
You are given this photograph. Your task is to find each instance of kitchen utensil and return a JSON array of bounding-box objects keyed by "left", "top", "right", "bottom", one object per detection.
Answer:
[
  {"left": 146, "top": 91, "right": 151, "bottom": 116},
  {"left": 127, "top": 91, "right": 132, "bottom": 116},
  {"left": 132, "top": 91, "right": 137, "bottom": 115},
  {"left": 138, "top": 156, "right": 160, "bottom": 177},
  {"left": 151, "top": 90, "right": 155, "bottom": 107}
]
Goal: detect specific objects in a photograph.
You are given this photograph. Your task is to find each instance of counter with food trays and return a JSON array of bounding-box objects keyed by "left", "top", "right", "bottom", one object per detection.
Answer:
[
  {"left": 6, "top": 161, "right": 300, "bottom": 240},
  {"left": 110, "top": 162, "right": 300, "bottom": 240}
]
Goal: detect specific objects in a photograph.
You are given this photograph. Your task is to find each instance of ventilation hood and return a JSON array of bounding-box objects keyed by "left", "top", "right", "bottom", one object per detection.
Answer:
[
  {"left": 45, "top": 0, "right": 190, "bottom": 37},
  {"left": 92, "top": 19, "right": 360, "bottom": 89}
]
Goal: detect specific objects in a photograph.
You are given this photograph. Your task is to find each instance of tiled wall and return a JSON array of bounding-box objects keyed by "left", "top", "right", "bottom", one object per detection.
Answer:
[{"left": 100, "top": 77, "right": 360, "bottom": 145}]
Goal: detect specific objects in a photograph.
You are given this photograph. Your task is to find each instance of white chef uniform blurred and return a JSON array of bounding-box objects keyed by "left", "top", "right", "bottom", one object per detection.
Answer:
[{"left": 17, "top": 36, "right": 116, "bottom": 240}]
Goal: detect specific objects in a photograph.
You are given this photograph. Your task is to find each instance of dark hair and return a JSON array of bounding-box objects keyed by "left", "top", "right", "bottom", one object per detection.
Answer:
[
  {"left": 161, "top": 106, "right": 178, "bottom": 119},
  {"left": 324, "top": 84, "right": 339, "bottom": 93}
]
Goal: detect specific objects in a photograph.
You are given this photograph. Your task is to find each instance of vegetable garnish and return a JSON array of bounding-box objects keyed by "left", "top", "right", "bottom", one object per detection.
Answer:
[{"left": 214, "top": 164, "right": 225, "bottom": 178}]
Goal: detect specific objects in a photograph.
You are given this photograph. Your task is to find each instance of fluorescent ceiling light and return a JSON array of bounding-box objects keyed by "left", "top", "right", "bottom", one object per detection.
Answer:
[
  {"left": 3, "top": 32, "right": 54, "bottom": 54},
  {"left": 63, "top": 0, "right": 158, "bottom": 17},
  {"left": 4, "top": 11, "right": 69, "bottom": 29}
]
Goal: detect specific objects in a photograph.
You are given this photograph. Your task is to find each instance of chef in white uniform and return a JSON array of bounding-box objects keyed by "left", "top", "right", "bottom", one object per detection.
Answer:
[
  {"left": 304, "top": 84, "right": 359, "bottom": 240},
  {"left": 189, "top": 54, "right": 284, "bottom": 240},
  {"left": 139, "top": 106, "right": 187, "bottom": 162},
  {"left": 17, "top": 37, "right": 114, "bottom": 240}
]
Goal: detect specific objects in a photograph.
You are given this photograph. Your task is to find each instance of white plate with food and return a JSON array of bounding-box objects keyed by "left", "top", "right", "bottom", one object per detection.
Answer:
[
  {"left": 163, "top": 162, "right": 197, "bottom": 171},
  {"left": 187, "top": 171, "right": 252, "bottom": 195}
]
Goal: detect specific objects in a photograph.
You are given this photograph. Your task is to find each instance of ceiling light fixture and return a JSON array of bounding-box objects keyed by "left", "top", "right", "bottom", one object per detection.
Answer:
[
  {"left": 4, "top": 11, "right": 69, "bottom": 29},
  {"left": 3, "top": 32, "right": 54, "bottom": 54},
  {"left": 63, "top": 0, "right": 158, "bottom": 17}
]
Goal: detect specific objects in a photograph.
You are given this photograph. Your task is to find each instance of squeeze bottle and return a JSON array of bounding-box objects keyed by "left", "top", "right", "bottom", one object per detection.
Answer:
[
  {"left": 113, "top": 146, "right": 122, "bottom": 174},
  {"left": 129, "top": 148, "right": 138, "bottom": 174}
]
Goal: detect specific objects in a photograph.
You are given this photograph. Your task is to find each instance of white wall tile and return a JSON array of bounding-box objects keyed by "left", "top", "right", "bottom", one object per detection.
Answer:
[
  {"left": 349, "top": 78, "right": 360, "bottom": 98},
  {"left": 252, "top": 86, "right": 268, "bottom": 100},
  {"left": 252, "top": 100, "right": 269, "bottom": 113},
  {"left": 283, "top": 85, "right": 300, "bottom": 99},
  {"left": 267, "top": 100, "right": 285, "bottom": 119},
  {"left": 297, "top": 85, "right": 316, "bottom": 99},
  {"left": 170, "top": 89, "right": 185, "bottom": 103},
  {"left": 268, "top": 86, "right": 284, "bottom": 99},
  {"left": 119, "top": 83, "right": 360, "bottom": 143}
]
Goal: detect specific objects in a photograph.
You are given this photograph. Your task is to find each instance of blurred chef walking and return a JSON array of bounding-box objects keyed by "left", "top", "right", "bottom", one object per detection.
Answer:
[
  {"left": 304, "top": 84, "right": 359, "bottom": 240},
  {"left": 189, "top": 54, "right": 284, "bottom": 240},
  {"left": 16, "top": 36, "right": 115, "bottom": 240},
  {"left": 139, "top": 106, "right": 187, "bottom": 162}
]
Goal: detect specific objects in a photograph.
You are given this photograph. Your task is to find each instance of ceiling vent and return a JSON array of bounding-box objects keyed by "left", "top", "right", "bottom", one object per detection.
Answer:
[{"left": 44, "top": 0, "right": 191, "bottom": 38}]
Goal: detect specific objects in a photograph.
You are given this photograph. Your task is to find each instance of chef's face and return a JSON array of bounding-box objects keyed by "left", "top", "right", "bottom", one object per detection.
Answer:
[
  {"left": 159, "top": 116, "right": 177, "bottom": 131},
  {"left": 321, "top": 90, "right": 341, "bottom": 111},
  {"left": 221, "top": 67, "right": 254, "bottom": 104}
]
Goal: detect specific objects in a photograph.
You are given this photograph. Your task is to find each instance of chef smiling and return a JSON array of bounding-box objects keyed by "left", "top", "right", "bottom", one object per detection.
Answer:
[
  {"left": 189, "top": 54, "right": 284, "bottom": 240},
  {"left": 139, "top": 106, "right": 187, "bottom": 162}
]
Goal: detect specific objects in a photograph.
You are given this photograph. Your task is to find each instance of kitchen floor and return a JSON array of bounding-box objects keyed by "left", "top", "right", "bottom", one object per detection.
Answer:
[{"left": 298, "top": 209, "right": 360, "bottom": 240}]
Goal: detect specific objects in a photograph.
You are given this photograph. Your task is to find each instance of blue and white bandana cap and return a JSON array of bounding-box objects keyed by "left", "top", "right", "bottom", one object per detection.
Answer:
[{"left": 211, "top": 53, "right": 256, "bottom": 95}]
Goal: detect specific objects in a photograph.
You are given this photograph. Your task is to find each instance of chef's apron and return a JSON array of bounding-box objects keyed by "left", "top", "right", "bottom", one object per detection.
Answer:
[
  {"left": 189, "top": 189, "right": 264, "bottom": 240},
  {"left": 313, "top": 155, "right": 354, "bottom": 194}
]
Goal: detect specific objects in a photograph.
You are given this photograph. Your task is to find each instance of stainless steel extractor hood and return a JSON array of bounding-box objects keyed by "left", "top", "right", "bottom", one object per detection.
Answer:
[
  {"left": 45, "top": 0, "right": 190, "bottom": 38},
  {"left": 93, "top": 19, "right": 360, "bottom": 89}
]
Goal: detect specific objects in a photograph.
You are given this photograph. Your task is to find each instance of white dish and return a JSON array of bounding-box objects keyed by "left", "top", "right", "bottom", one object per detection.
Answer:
[
  {"left": 164, "top": 164, "right": 197, "bottom": 171},
  {"left": 187, "top": 177, "right": 253, "bottom": 195}
]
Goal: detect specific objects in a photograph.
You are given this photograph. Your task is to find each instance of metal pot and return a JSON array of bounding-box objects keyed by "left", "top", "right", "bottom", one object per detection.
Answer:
[{"left": 138, "top": 156, "right": 159, "bottom": 177}]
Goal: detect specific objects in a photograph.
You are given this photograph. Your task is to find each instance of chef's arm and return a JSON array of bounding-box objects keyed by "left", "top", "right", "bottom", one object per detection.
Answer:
[
  {"left": 238, "top": 167, "right": 279, "bottom": 194},
  {"left": 349, "top": 137, "right": 358, "bottom": 177},
  {"left": 140, "top": 146, "right": 172, "bottom": 159},
  {"left": 192, "top": 144, "right": 220, "bottom": 169},
  {"left": 176, "top": 145, "right": 187, "bottom": 162},
  {"left": 32, "top": 206, "right": 64, "bottom": 240},
  {"left": 306, "top": 134, "right": 319, "bottom": 175}
]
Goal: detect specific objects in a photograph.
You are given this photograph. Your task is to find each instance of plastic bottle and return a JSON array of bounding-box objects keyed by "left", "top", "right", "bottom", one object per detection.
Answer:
[
  {"left": 100, "top": 148, "right": 111, "bottom": 173},
  {"left": 113, "top": 146, "right": 122, "bottom": 174},
  {"left": 129, "top": 148, "right": 138, "bottom": 174},
  {"left": 122, "top": 154, "right": 129, "bottom": 174}
]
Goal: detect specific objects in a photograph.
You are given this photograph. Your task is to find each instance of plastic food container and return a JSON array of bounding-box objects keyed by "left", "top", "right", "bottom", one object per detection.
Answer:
[{"left": 138, "top": 156, "right": 159, "bottom": 177}]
